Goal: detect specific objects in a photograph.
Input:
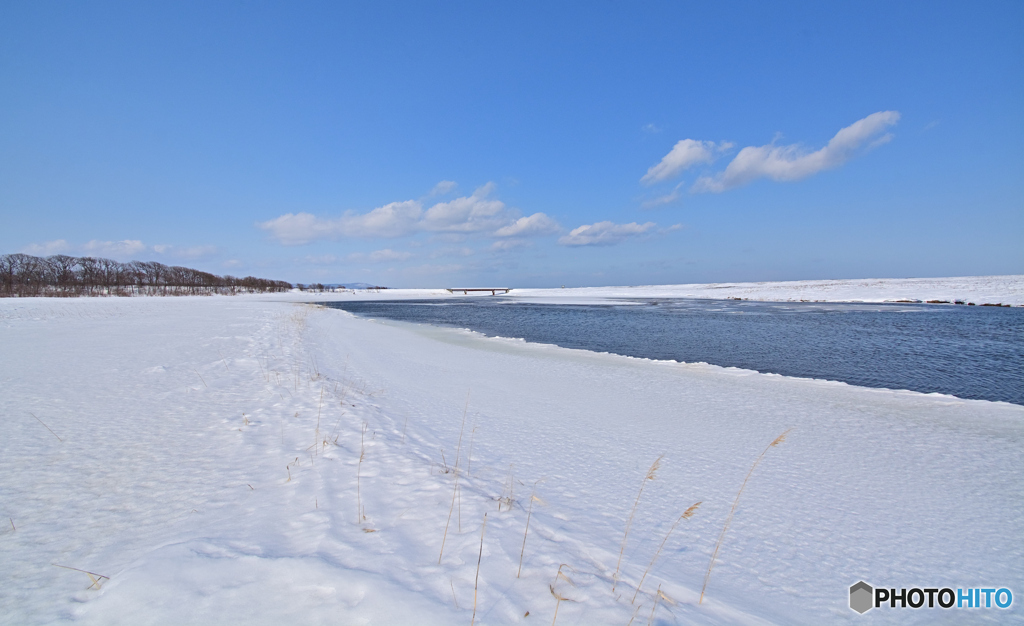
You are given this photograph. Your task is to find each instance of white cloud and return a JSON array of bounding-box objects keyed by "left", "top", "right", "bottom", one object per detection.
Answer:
[
  {"left": 493, "top": 212, "right": 561, "bottom": 237},
  {"left": 404, "top": 263, "right": 464, "bottom": 276},
  {"left": 642, "top": 123, "right": 662, "bottom": 134},
  {"left": 420, "top": 183, "right": 508, "bottom": 233},
  {"left": 82, "top": 239, "right": 147, "bottom": 258},
  {"left": 429, "top": 247, "right": 475, "bottom": 259},
  {"left": 693, "top": 111, "right": 901, "bottom": 193},
  {"left": 641, "top": 139, "right": 729, "bottom": 185},
  {"left": 558, "top": 221, "right": 656, "bottom": 246},
  {"left": 152, "top": 244, "right": 219, "bottom": 260},
  {"left": 344, "top": 200, "right": 424, "bottom": 237},
  {"left": 490, "top": 239, "right": 530, "bottom": 251},
  {"left": 20, "top": 239, "right": 71, "bottom": 255},
  {"left": 348, "top": 249, "right": 413, "bottom": 263},
  {"left": 305, "top": 254, "right": 340, "bottom": 265},
  {"left": 257, "top": 200, "right": 422, "bottom": 245},
  {"left": 20, "top": 239, "right": 219, "bottom": 262},
  {"left": 429, "top": 180, "right": 458, "bottom": 196},
  {"left": 258, "top": 183, "right": 556, "bottom": 245},
  {"left": 640, "top": 183, "right": 683, "bottom": 208}
]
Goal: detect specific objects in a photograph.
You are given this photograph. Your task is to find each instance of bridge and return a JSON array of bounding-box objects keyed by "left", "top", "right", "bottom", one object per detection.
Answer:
[{"left": 446, "top": 287, "right": 511, "bottom": 295}]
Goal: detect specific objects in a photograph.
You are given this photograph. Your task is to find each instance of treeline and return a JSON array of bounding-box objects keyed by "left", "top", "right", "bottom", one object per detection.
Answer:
[{"left": 0, "top": 253, "right": 293, "bottom": 297}]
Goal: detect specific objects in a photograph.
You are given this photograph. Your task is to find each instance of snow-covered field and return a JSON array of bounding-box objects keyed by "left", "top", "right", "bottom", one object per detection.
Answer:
[
  {"left": 508, "top": 275, "right": 1024, "bottom": 306},
  {"left": 2, "top": 286, "right": 1022, "bottom": 624},
  {"left": 261, "top": 274, "right": 1024, "bottom": 306}
]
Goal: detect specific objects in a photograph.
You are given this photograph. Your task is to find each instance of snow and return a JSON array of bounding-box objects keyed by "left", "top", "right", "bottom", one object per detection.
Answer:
[
  {"left": 250, "top": 274, "right": 1024, "bottom": 306},
  {"left": 506, "top": 275, "right": 1024, "bottom": 306},
  {"left": 1, "top": 293, "right": 1022, "bottom": 624}
]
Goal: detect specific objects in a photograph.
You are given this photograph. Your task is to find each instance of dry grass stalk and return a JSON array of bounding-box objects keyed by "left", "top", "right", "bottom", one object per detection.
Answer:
[
  {"left": 549, "top": 564, "right": 576, "bottom": 626},
  {"left": 326, "top": 388, "right": 349, "bottom": 446},
  {"left": 450, "top": 579, "right": 460, "bottom": 609},
  {"left": 613, "top": 454, "right": 663, "bottom": 592},
  {"left": 193, "top": 368, "right": 207, "bottom": 388},
  {"left": 315, "top": 386, "right": 324, "bottom": 453},
  {"left": 699, "top": 429, "right": 791, "bottom": 604},
  {"left": 466, "top": 420, "right": 478, "bottom": 474},
  {"left": 518, "top": 481, "right": 543, "bottom": 578},
  {"left": 498, "top": 465, "right": 515, "bottom": 512},
  {"left": 454, "top": 392, "right": 470, "bottom": 467},
  {"left": 357, "top": 423, "right": 367, "bottom": 523},
  {"left": 438, "top": 394, "right": 471, "bottom": 563},
  {"left": 471, "top": 513, "right": 488, "bottom": 626},
  {"left": 646, "top": 586, "right": 675, "bottom": 626},
  {"left": 632, "top": 501, "right": 702, "bottom": 603},
  {"left": 29, "top": 412, "right": 62, "bottom": 442},
  {"left": 626, "top": 602, "right": 644, "bottom": 626},
  {"left": 53, "top": 563, "right": 109, "bottom": 590}
]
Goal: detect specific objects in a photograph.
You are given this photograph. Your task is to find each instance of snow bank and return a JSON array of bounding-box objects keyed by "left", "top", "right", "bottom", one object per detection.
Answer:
[
  {"left": 507, "top": 275, "right": 1024, "bottom": 306},
  {"left": 1, "top": 296, "right": 1021, "bottom": 624},
  {"left": 249, "top": 274, "right": 1024, "bottom": 306}
]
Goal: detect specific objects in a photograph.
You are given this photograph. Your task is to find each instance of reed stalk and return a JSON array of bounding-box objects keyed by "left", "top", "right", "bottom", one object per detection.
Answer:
[
  {"left": 549, "top": 564, "right": 575, "bottom": 626},
  {"left": 357, "top": 423, "right": 367, "bottom": 523},
  {"left": 613, "top": 455, "right": 663, "bottom": 592},
  {"left": 632, "top": 501, "right": 701, "bottom": 603},
  {"left": 471, "top": 513, "right": 488, "bottom": 626},
  {"left": 518, "top": 481, "right": 542, "bottom": 578},
  {"left": 439, "top": 393, "right": 470, "bottom": 563},
  {"left": 29, "top": 412, "right": 62, "bottom": 442},
  {"left": 699, "top": 429, "right": 790, "bottom": 604}
]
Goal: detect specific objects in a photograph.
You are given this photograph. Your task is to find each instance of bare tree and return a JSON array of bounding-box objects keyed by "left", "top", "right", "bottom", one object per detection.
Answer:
[{"left": 0, "top": 253, "right": 292, "bottom": 297}]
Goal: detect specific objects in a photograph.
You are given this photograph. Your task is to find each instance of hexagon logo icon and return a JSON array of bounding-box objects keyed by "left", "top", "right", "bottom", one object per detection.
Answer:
[{"left": 850, "top": 581, "right": 874, "bottom": 614}]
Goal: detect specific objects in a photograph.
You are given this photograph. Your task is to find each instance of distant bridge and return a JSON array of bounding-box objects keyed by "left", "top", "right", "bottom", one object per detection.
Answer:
[{"left": 446, "top": 288, "right": 512, "bottom": 295}]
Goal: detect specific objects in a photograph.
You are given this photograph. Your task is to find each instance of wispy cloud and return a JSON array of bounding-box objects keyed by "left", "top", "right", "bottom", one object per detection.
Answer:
[
  {"left": 404, "top": 263, "right": 464, "bottom": 276},
  {"left": 348, "top": 248, "right": 413, "bottom": 263},
  {"left": 83, "top": 239, "right": 148, "bottom": 257},
  {"left": 558, "top": 221, "right": 656, "bottom": 246},
  {"left": 640, "top": 183, "right": 684, "bottom": 208},
  {"left": 429, "top": 180, "right": 458, "bottom": 196},
  {"left": 641, "top": 139, "right": 730, "bottom": 185},
  {"left": 20, "top": 239, "right": 218, "bottom": 261},
  {"left": 152, "top": 244, "right": 219, "bottom": 260},
  {"left": 305, "top": 254, "right": 341, "bottom": 265},
  {"left": 493, "top": 213, "right": 561, "bottom": 237},
  {"left": 490, "top": 238, "right": 530, "bottom": 252},
  {"left": 429, "top": 246, "right": 475, "bottom": 259},
  {"left": 642, "top": 123, "right": 662, "bottom": 134},
  {"left": 20, "top": 239, "right": 71, "bottom": 255},
  {"left": 693, "top": 111, "right": 901, "bottom": 193},
  {"left": 258, "top": 183, "right": 557, "bottom": 245}
]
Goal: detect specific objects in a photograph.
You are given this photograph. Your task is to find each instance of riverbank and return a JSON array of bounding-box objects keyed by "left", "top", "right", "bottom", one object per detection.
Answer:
[{"left": 2, "top": 295, "right": 1021, "bottom": 624}]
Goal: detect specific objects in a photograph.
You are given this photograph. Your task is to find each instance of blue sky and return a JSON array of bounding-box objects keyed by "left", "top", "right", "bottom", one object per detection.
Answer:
[{"left": 2, "top": 1, "right": 1022, "bottom": 287}]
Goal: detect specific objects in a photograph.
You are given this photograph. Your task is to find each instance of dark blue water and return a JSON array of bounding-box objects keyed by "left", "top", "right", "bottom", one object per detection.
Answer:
[{"left": 323, "top": 299, "right": 1024, "bottom": 405}]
